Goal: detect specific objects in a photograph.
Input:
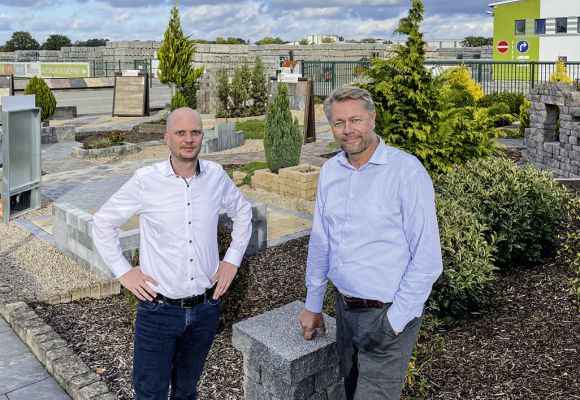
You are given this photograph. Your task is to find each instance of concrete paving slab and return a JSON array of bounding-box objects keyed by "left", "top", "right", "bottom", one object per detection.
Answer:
[
  {"left": 0, "top": 330, "right": 31, "bottom": 359},
  {"left": 0, "top": 351, "right": 49, "bottom": 394},
  {"left": 6, "top": 377, "right": 70, "bottom": 400},
  {"left": 0, "top": 319, "right": 10, "bottom": 334}
]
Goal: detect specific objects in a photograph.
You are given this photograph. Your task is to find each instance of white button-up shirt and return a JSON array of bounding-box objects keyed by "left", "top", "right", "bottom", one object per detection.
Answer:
[{"left": 92, "top": 158, "right": 253, "bottom": 299}]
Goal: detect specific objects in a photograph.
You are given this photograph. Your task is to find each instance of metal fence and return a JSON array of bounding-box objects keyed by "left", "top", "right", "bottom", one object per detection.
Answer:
[
  {"left": 301, "top": 60, "right": 580, "bottom": 98},
  {"left": 90, "top": 59, "right": 153, "bottom": 85}
]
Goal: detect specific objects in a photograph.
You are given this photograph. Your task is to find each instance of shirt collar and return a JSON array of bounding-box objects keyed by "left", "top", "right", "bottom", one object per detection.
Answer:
[
  {"left": 337, "top": 135, "right": 388, "bottom": 169},
  {"left": 164, "top": 157, "right": 203, "bottom": 178}
]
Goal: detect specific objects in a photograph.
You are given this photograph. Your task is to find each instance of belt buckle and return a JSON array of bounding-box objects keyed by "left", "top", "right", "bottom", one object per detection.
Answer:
[{"left": 180, "top": 297, "right": 193, "bottom": 309}]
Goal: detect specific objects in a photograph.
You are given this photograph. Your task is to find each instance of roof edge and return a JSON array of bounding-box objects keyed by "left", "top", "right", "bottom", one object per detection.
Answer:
[{"left": 489, "top": 0, "right": 522, "bottom": 7}]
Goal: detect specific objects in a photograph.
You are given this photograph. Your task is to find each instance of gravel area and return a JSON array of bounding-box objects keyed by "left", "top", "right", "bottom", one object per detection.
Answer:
[{"left": 0, "top": 205, "right": 106, "bottom": 302}]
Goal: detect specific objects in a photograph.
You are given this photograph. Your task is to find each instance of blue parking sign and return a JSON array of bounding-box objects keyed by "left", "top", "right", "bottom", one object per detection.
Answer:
[{"left": 517, "top": 40, "right": 529, "bottom": 53}]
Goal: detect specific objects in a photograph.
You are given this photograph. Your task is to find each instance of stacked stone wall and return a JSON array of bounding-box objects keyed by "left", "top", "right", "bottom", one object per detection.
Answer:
[{"left": 523, "top": 82, "right": 580, "bottom": 177}]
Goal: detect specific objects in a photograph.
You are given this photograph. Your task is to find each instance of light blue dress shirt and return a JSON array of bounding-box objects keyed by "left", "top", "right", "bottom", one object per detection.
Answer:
[{"left": 305, "top": 138, "right": 443, "bottom": 333}]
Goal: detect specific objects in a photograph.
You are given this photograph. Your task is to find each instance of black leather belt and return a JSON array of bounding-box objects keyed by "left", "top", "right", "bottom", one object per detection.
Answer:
[{"left": 156, "top": 285, "right": 215, "bottom": 308}]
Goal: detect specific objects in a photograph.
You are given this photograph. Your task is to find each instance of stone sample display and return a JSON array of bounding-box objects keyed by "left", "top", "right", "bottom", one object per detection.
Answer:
[
  {"left": 252, "top": 164, "right": 320, "bottom": 201},
  {"left": 523, "top": 82, "right": 580, "bottom": 177},
  {"left": 233, "top": 301, "right": 343, "bottom": 400}
]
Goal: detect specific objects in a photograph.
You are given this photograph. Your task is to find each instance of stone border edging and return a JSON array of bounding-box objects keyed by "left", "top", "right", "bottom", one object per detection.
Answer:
[{"left": 0, "top": 286, "right": 119, "bottom": 400}]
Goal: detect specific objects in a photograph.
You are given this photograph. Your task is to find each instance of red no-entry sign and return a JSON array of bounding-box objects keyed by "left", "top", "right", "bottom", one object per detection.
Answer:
[{"left": 497, "top": 41, "right": 509, "bottom": 53}]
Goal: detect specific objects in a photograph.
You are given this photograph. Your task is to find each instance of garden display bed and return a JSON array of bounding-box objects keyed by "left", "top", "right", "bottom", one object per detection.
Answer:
[
  {"left": 32, "top": 236, "right": 579, "bottom": 400},
  {"left": 251, "top": 165, "right": 320, "bottom": 201}
]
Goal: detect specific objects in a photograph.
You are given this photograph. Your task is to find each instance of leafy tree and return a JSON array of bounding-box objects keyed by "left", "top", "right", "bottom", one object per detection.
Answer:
[
  {"left": 75, "top": 38, "right": 109, "bottom": 47},
  {"left": 359, "top": 37, "right": 377, "bottom": 43},
  {"left": 255, "top": 36, "right": 286, "bottom": 45},
  {"left": 460, "top": 36, "right": 493, "bottom": 47},
  {"left": 298, "top": 38, "right": 309, "bottom": 45},
  {"left": 227, "top": 37, "right": 246, "bottom": 44},
  {"left": 229, "top": 66, "right": 247, "bottom": 117},
  {"left": 321, "top": 37, "right": 335, "bottom": 43},
  {"left": 215, "top": 37, "right": 227, "bottom": 44},
  {"left": 216, "top": 69, "right": 230, "bottom": 118},
  {"left": 157, "top": 1, "right": 204, "bottom": 110},
  {"left": 24, "top": 77, "right": 56, "bottom": 121},
  {"left": 264, "top": 82, "right": 302, "bottom": 173},
  {"left": 41, "top": 34, "right": 72, "bottom": 50},
  {"left": 4, "top": 31, "right": 39, "bottom": 51},
  {"left": 361, "top": 0, "right": 499, "bottom": 173},
  {"left": 250, "top": 56, "right": 268, "bottom": 115}
]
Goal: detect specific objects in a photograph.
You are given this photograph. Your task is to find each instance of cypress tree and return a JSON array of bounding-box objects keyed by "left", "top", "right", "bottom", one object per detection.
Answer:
[
  {"left": 264, "top": 83, "right": 302, "bottom": 173},
  {"left": 23, "top": 76, "right": 56, "bottom": 121},
  {"left": 239, "top": 61, "right": 251, "bottom": 116},
  {"left": 251, "top": 56, "right": 268, "bottom": 115},
  {"left": 157, "top": 1, "right": 204, "bottom": 110},
  {"left": 229, "top": 67, "right": 247, "bottom": 117},
  {"left": 216, "top": 69, "right": 230, "bottom": 118}
]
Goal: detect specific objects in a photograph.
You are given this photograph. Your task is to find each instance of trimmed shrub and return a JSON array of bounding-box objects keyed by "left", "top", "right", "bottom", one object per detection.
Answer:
[
  {"left": 437, "top": 65, "right": 484, "bottom": 107},
  {"left": 556, "top": 197, "right": 580, "bottom": 312},
  {"left": 170, "top": 91, "right": 187, "bottom": 111},
  {"left": 250, "top": 56, "right": 268, "bottom": 115},
  {"left": 550, "top": 60, "right": 573, "bottom": 83},
  {"left": 486, "top": 101, "right": 516, "bottom": 127},
  {"left": 216, "top": 69, "right": 230, "bottom": 118},
  {"left": 23, "top": 76, "right": 56, "bottom": 121},
  {"left": 434, "top": 157, "right": 569, "bottom": 267},
  {"left": 264, "top": 82, "right": 302, "bottom": 173},
  {"left": 229, "top": 67, "right": 247, "bottom": 117},
  {"left": 431, "top": 196, "right": 496, "bottom": 317},
  {"left": 477, "top": 92, "right": 525, "bottom": 117},
  {"left": 519, "top": 97, "right": 531, "bottom": 136}
]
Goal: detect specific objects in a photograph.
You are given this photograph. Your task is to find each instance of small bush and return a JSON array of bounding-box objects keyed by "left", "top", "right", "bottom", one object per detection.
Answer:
[
  {"left": 264, "top": 83, "right": 302, "bottom": 173},
  {"left": 431, "top": 196, "right": 496, "bottom": 317},
  {"left": 437, "top": 66, "right": 484, "bottom": 107},
  {"left": 235, "top": 119, "right": 265, "bottom": 139},
  {"left": 477, "top": 92, "right": 525, "bottom": 117},
  {"left": 486, "top": 101, "right": 516, "bottom": 127},
  {"left": 434, "top": 157, "right": 569, "bottom": 267},
  {"left": 170, "top": 91, "right": 187, "bottom": 111},
  {"left": 556, "top": 197, "right": 580, "bottom": 312},
  {"left": 550, "top": 60, "right": 573, "bottom": 83},
  {"left": 519, "top": 97, "right": 531, "bottom": 136},
  {"left": 83, "top": 138, "right": 111, "bottom": 149},
  {"left": 107, "top": 130, "right": 127, "bottom": 145},
  {"left": 23, "top": 76, "right": 56, "bottom": 121}
]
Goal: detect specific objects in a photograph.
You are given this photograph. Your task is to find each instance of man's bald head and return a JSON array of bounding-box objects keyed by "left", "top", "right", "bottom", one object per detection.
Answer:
[{"left": 165, "top": 107, "right": 203, "bottom": 134}]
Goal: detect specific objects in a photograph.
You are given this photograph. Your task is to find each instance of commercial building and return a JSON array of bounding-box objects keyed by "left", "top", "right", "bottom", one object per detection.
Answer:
[{"left": 489, "top": 0, "right": 580, "bottom": 62}]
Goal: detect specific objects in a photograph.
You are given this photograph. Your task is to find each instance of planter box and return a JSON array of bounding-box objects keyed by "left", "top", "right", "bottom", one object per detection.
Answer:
[
  {"left": 251, "top": 165, "right": 320, "bottom": 201},
  {"left": 71, "top": 142, "right": 141, "bottom": 159}
]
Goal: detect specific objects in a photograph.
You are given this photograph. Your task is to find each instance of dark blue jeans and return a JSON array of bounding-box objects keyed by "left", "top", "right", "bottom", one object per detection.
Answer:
[{"left": 133, "top": 296, "right": 220, "bottom": 400}]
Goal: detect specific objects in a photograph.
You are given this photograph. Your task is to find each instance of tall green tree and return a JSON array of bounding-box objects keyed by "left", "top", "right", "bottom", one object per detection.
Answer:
[
  {"left": 157, "top": 1, "right": 204, "bottom": 110},
  {"left": 41, "top": 34, "right": 72, "bottom": 50},
  {"left": 75, "top": 38, "right": 109, "bottom": 47},
  {"left": 250, "top": 56, "right": 268, "bottom": 115},
  {"left": 229, "top": 67, "right": 247, "bottom": 117},
  {"left": 264, "top": 83, "right": 302, "bottom": 173},
  {"left": 255, "top": 36, "right": 286, "bottom": 45},
  {"left": 460, "top": 36, "right": 493, "bottom": 47},
  {"left": 4, "top": 31, "right": 39, "bottom": 51},
  {"left": 216, "top": 69, "right": 230, "bottom": 118}
]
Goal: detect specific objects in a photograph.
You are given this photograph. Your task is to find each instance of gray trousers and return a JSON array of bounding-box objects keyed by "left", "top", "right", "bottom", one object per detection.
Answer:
[{"left": 335, "top": 292, "right": 423, "bottom": 400}]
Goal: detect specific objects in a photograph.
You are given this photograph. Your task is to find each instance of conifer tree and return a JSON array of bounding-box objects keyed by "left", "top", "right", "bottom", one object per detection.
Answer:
[
  {"left": 251, "top": 56, "right": 268, "bottom": 115},
  {"left": 24, "top": 77, "right": 56, "bottom": 121},
  {"left": 216, "top": 69, "right": 230, "bottom": 118},
  {"left": 229, "top": 67, "right": 247, "bottom": 117},
  {"left": 264, "top": 83, "right": 302, "bottom": 173},
  {"left": 239, "top": 62, "right": 252, "bottom": 116},
  {"left": 157, "top": 1, "right": 204, "bottom": 110}
]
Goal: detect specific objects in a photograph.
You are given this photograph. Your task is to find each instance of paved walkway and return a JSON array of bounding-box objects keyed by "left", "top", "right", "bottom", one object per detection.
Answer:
[{"left": 0, "top": 317, "right": 69, "bottom": 400}]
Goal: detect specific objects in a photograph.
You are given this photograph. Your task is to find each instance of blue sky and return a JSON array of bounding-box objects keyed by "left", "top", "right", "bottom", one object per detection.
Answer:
[{"left": 0, "top": 0, "right": 494, "bottom": 45}]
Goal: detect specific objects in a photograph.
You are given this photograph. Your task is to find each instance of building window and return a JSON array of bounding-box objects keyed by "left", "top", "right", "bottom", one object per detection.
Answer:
[
  {"left": 556, "top": 17, "right": 567, "bottom": 33},
  {"left": 515, "top": 19, "right": 526, "bottom": 35},
  {"left": 535, "top": 19, "right": 546, "bottom": 34}
]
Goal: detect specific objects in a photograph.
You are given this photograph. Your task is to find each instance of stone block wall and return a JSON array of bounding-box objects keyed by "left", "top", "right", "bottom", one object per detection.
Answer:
[
  {"left": 40, "top": 125, "right": 75, "bottom": 144},
  {"left": 523, "top": 82, "right": 580, "bottom": 177},
  {"left": 233, "top": 301, "right": 344, "bottom": 400},
  {"left": 53, "top": 201, "right": 267, "bottom": 279}
]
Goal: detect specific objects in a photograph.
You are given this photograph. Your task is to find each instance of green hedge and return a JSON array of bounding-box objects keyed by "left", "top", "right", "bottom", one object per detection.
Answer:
[
  {"left": 477, "top": 92, "right": 525, "bottom": 116},
  {"left": 434, "top": 157, "right": 569, "bottom": 267},
  {"left": 431, "top": 196, "right": 496, "bottom": 317}
]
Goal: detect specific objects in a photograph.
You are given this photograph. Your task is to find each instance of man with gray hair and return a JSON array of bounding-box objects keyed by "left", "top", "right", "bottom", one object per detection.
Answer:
[
  {"left": 93, "top": 107, "right": 252, "bottom": 400},
  {"left": 300, "top": 86, "right": 443, "bottom": 399}
]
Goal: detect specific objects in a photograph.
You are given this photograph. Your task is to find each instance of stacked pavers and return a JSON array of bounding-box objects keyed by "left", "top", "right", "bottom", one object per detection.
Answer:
[
  {"left": 233, "top": 301, "right": 344, "bottom": 400},
  {"left": 523, "top": 82, "right": 580, "bottom": 177}
]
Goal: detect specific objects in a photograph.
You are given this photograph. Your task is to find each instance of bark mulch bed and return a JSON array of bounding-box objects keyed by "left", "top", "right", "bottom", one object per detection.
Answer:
[
  {"left": 75, "top": 129, "right": 163, "bottom": 145},
  {"left": 33, "top": 237, "right": 579, "bottom": 400}
]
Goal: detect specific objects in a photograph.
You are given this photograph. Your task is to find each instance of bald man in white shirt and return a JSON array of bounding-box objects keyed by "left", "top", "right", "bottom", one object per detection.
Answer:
[{"left": 93, "top": 107, "right": 252, "bottom": 400}]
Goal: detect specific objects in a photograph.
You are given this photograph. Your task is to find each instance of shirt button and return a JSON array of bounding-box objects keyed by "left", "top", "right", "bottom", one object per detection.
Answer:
[
  {"left": 189, "top": 240, "right": 192, "bottom": 243},
  {"left": 189, "top": 259, "right": 193, "bottom": 262},
  {"left": 187, "top": 203, "right": 190, "bottom": 206},
  {"left": 191, "top": 278, "right": 194, "bottom": 280},
  {"left": 187, "top": 185, "right": 190, "bottom": 188},
  {"left": 188, "top": 221, "right": 191, "bottom": 224}
]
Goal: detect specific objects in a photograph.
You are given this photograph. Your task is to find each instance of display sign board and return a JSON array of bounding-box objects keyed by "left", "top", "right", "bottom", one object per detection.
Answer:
[
  {"left": 1, "top": 95, "right": 41, "bottom": 221},
  {"left": 268, "top": 77, "right": 316, "bottom": 143},
  {"left": 0, "top": 62, "right": 90, "bottom": 78},
  {"left": 112, "top": 72, "right": 150, "bottom": 117},
  {"left": 0, "top": 75, "right": 14, "bottom": 106}
]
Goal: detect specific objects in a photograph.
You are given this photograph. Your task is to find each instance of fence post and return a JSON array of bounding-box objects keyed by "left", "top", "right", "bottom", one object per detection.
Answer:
[{"left": 531, "top": 62, "right": 536, "bottom": 89}]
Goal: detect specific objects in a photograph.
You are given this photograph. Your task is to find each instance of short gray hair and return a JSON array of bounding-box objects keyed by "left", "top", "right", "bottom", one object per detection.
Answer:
[{"left": 323, "top": 86, "right": 375, "bottom": 120}]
